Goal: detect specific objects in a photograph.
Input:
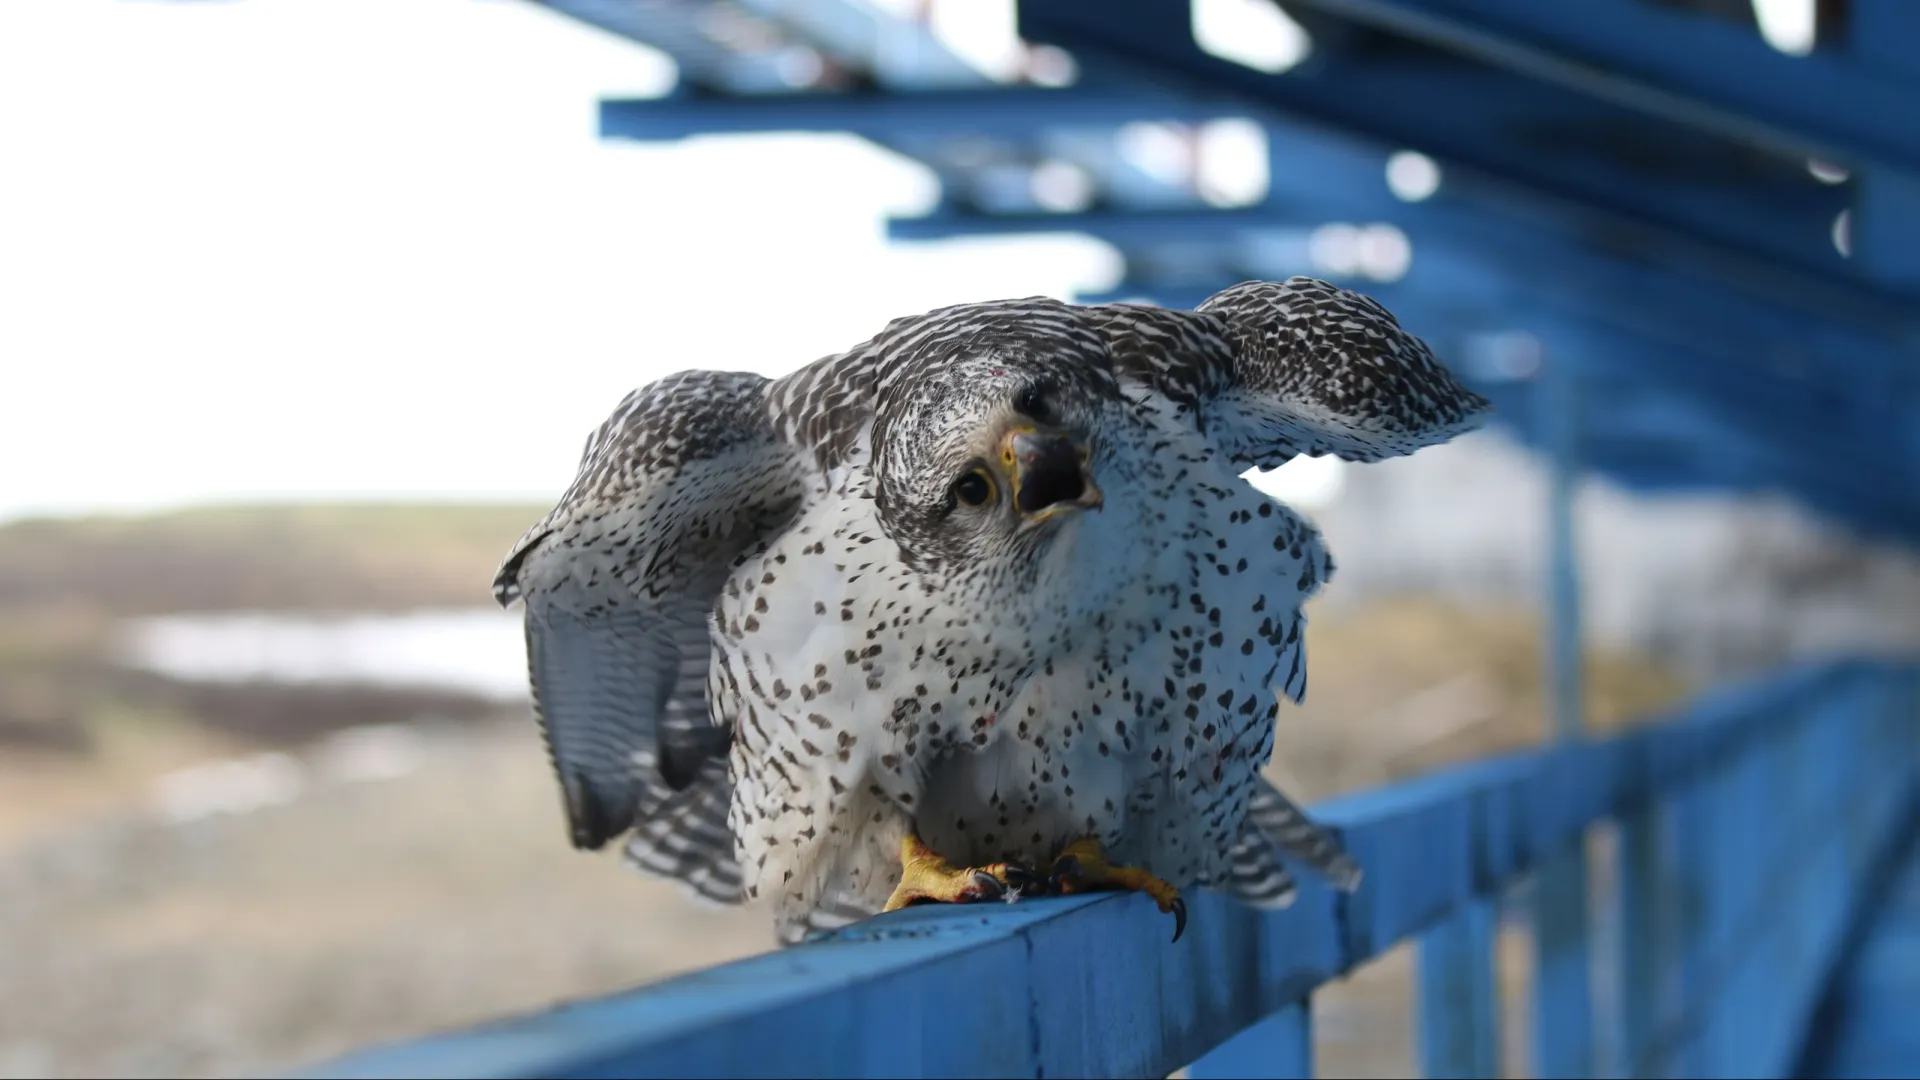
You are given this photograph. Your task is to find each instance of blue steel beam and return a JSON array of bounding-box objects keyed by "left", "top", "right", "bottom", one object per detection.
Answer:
[
  {"left": 540, "top": 0, "right": 988, "bottom": 92},
  {"left": 599, "top": 83, "right": 1259, "bottom": 138},
  {"left": 1074, "top": 264, "right": 1909, "bottom": 479},
  {"left": 1320, "top": 371, "right": 1886, "bottom": 541},
  {"left": 1015, "top": 0, "right": 1911, "bottom": 293},
  {"left": 1071, "top": 276, "right": 1920, "bottom": 541},
  {"left": 568, "top": 0, "right": 1916, "bottom": 292},
  {"left": 1275, "top": 0, "right": 1920, "bottom": 177},
  {"left": 1240, "top": 290, "right": 1918, "bottom": 536},
  {"left": 538, "top": 0, "right": 813, "bottom": 94},
  {"left": 1847, "top": 1, "right": 1920, "bottom": 283},
  {"left": 599, "top": 81, "right": 1920, "bottom": 334},
  {"left": 1083, "top": 263, "right": 1920, "bottom": 540},
  {"left": 1484, "top": 411, "right": 1918, "bottom": 545},
  {"left": 568, "top": 0, "right": 1920, "bottom": 289},
  {"left": 1474, "top": 383, "right": 1901, "bottom": 541},
  {"left": 889, "top": 204, "right": 1920, "bottom": 401},
  {"left": 1273, "top": 0, "right": 1920, "bottom": 287},
  {"left": 1078, "top": 263, "right": 1896, "bottom": 422},
  {"left": 572, "top": 4, "right": 1920, "bottom": 536},
  {"left": 728, "top": 0, "right": 985, "bottom": 88},
  {"left": 573, "top": 0, "right": 1218, "bottom": 211},
  {"left": 596, "top": 77, "right": 1920, "bottom": 345},
  {"left": 598, "top": 83, "right": 1265, "bottom": 214}
]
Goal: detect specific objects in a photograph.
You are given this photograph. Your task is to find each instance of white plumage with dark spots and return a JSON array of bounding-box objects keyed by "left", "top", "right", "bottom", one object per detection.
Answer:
[{"left": 495, "top": 277, "right": 1493, "bottom": 945}]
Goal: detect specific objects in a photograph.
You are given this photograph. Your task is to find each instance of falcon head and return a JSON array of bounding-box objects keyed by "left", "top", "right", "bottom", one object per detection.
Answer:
[{"left": 868, "top": 299, "right": 1126, "bottom": 581}]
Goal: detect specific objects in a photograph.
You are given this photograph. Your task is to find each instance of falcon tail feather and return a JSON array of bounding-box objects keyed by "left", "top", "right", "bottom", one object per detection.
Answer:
[
  {"left": 621, "top": 756, "right": 743, "bottom": 907},
  {"left": 1248, "top": 776, "right": 1364, "bottom": 892},
  {"left": 1220, "top": 831, "right": 1299, "bottom": 909}
]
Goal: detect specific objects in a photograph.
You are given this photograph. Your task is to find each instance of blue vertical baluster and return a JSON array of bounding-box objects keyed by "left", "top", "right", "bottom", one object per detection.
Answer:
[
  {"left": 1614, "top": 799, "right": 1660, "bottom": 1080},
  {"left": 1533, "top": 342, "right": 1595, "bottom": 1079},
  {"left": 1667, "top": 770, "right": 1711, "bottom": 1079},
  {"left": 1418, "top": 896, "right": 1501, "bottom": 1078},
  {"left": 1535, "top": 846, "right": 1595, "bottom": 1079},
  {"left": 1909, "top": 665, "right": 1920, "bottom": 786},
  {"left": 1190, "top": 1000, "right": 1314, "bottom": 1079},
  {"left": 1849, "top": 0, "right": 1920, "bottom": 289}
]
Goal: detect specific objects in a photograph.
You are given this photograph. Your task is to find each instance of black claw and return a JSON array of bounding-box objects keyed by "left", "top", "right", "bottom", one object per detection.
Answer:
[
  {"left": 1170, "top": 898, "right": 1188, "bottom": 943},
  {"left": 1002, "top": 862, "right": 1049, "bottom": 898},
  {"left": 965, "top": 869, "right": 1007, "bottom": 902}
]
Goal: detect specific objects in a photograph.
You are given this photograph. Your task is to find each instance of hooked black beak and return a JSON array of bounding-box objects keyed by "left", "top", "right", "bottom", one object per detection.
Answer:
[{"left": 1004, "top": 428, "right": 1102, "bottom": 520}]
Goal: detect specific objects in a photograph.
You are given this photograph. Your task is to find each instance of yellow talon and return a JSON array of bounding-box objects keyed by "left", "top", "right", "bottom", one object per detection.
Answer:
[
  {"left": 882, "top": 833, "right": 1034, "bottom": 912},
  {"left": 1049, "top": 836, "right": 1188, "bottom": 941}
]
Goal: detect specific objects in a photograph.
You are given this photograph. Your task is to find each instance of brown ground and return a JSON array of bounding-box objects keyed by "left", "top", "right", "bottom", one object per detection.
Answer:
[
  {"left": 0, "top": 503, "right": 540, "bottom": 617},
  {"left": 0, "top": 504, "right": 1691, "bottom": 1079}
]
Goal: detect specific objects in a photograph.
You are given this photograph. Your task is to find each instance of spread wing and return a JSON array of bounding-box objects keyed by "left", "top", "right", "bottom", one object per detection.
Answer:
[
  {"left": 493, "top": 369, "right": 808, "bottom": 857},
  {"left": 1084, "top": 277, "right": 1481, "bottom": 901},
  {"left": 1090, "top": 276, "right": 1493, "bottom": 468}
]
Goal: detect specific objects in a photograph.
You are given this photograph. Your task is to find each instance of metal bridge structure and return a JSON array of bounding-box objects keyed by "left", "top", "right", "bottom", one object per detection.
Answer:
[{"left": 300, "top": 2, "right": 1920, "bottom": 1076}]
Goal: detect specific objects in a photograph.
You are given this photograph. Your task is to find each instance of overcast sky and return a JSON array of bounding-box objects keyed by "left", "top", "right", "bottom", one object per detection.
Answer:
[{"left": 0, "top": 0, "right": 1134, "bottom": 521}]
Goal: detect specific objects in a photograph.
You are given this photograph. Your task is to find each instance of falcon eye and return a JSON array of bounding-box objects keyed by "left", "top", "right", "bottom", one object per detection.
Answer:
[{"left": 951, "top": 467, "right": 995, "bottom": 509}]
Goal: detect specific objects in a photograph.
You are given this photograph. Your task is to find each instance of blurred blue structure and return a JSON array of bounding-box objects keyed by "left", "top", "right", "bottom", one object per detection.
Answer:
[
  {"left": 302, "top": 661, "right": 1919, "bottom": 1079},
  {"left": 299, "top": 1, "right": 1920, "bottom": 1076}
]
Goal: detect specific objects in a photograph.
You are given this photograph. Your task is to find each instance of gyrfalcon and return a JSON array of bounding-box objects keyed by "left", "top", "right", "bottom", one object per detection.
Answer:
[{"left": 493, "top": 277, "right": 1491, "bottom": 945}]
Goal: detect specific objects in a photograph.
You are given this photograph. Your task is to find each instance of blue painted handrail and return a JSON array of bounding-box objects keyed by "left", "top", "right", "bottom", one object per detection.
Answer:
[{"left": 296, "top": 658, "right": 1918, "bottom": 1080}]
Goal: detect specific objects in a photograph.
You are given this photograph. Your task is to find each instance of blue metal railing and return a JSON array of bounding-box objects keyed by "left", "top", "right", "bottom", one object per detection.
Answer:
[{"left": 298, "top": 658, "right": 1918, "bottom": 1080}]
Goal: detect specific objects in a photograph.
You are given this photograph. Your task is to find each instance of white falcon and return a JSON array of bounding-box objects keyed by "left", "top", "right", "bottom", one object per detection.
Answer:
[{"left": 494, "top": 278, "right": 1492, "bottom": 945}]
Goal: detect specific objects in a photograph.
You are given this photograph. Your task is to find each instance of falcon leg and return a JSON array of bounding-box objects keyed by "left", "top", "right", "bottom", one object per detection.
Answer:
[
  {"left": 882, "top": 833, "right": 1042, "bottom": 912},
  {"left": 1048, "top": 837, "right": 1188, "bottom": 942}
]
